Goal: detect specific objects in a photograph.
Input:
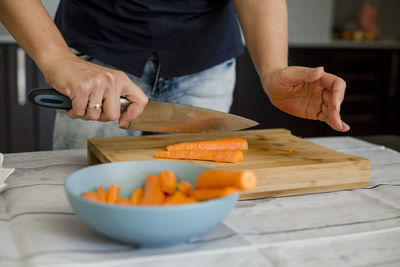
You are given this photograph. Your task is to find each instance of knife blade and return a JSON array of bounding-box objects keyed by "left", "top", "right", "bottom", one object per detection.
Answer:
[{"left": 28, "top": 88, "right": 259, "bottom": 133}]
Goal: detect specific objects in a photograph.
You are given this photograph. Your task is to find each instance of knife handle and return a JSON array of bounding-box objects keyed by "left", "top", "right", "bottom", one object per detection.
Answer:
[
  {"left": 28, "top": 88, "right": 130, "bottom": 111},
  {"left": 28, "top": 88, "right": 72, "bottom": 110}
]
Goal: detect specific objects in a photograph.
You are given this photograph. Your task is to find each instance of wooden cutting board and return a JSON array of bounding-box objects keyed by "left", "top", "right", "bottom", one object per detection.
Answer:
[{"left": 87, "top": 129, "right": 370, "bottom": 200}]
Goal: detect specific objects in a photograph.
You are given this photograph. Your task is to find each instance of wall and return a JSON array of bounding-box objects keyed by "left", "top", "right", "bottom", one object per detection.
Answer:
[
  {"left": 40, "top": 0, "right": 60, "bottom": 19},
  {"left": 0, "top": 0, "right": 60, "bottom": 34},
  {"left": 287, "top": 0, "right": 334, "bottom": 44}
]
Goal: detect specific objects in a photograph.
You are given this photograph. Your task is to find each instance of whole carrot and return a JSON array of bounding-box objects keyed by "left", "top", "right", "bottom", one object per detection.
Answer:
[
  {"left": 159, "top": 170, "right": 177, "bottom": 195},
  {"left": 191, "top": 187, "right": 238, "bottom": 201},
  {"left": 140, "top": 175, "right": 166, "bottom": 205},
  {"left": 196, "top": 169, "right": 257, "bottom": 191},
  {"left": 106, "top": 185, "right": 120, "bottom": 203},
  {"left": 82, "top": 191, "right": 99, "bottom": 202},
  {"left": 166, "top": 137, "right": 248, "bottom": 151},
  {"left": 155, "top": 150, "right": 244, "bottom": 163},
  {"left": 96, "top": 186, "right": 106, "bottom": 202},
  {"left": 129, "top": 188, "right": 145, "bottom": 205},
  {"left": 178, "top": 180, "right": 194, "bottom": 196}
]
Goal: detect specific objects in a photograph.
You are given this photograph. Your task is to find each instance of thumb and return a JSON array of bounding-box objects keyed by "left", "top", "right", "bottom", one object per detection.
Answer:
[{"left": 280, "top": 66, "right": 324, "bottom": 87}]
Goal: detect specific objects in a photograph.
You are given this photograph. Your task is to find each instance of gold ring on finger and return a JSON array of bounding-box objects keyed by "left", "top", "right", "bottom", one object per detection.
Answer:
[{"left": 87, "top": 103, "right": 102, "bottom": 110}]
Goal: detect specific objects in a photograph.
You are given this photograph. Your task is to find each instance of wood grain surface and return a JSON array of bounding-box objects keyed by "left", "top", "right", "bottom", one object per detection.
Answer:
[{"left": 87, "top": 129, "right": 370, "bottom": 200}]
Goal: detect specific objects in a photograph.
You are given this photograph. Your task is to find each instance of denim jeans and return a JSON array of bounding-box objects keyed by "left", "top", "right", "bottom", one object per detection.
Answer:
[{"left": 53, "top": 56, "right": 236, "bottom": 149}]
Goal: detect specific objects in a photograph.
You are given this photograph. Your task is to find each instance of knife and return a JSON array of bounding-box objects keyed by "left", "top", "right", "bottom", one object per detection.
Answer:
[{"left": 28, "top": 88, "right": 259, "bottom": 133}]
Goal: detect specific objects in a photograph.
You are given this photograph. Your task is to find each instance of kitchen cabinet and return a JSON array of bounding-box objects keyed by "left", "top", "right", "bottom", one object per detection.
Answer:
[
  {"left": 231, "top": 47, "right": 400, "bottom": 137},
  {"left": 0, "top": 44, "right": 54, "bottom": 153}
]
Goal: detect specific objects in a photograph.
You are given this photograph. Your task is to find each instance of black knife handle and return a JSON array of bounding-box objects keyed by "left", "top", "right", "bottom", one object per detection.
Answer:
[{"left": 28, "top": 88, "right": 72, "bottom": 110}]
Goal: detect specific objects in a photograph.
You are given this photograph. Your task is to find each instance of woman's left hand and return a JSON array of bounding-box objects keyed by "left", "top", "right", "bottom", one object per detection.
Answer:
[{"left": 262, "top": 66, "right": 350, "bottom": 132}]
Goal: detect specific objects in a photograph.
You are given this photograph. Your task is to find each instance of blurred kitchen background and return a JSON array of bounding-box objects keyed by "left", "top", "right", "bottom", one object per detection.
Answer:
[{"left": 1, "top": 0, "right": 400, "bottom": 153}]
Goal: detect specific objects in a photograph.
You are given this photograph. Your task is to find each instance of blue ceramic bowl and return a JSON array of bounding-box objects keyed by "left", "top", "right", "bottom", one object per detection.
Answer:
[{"left": 64, "top": 160, "right": 238, "bottom": 247}]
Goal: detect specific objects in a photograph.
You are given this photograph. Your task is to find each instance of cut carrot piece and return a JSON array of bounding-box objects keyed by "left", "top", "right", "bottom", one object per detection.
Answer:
[
  {"left": 116, "top": 198, "right": 130, "bottom": 205},
  {"left": 166, "top": 137, "right": 248, "bottom": 151},
  {"left": 96, "top": 186, "right": 106, "bottom": 202},
  {"left": 196, "top": 169, "right": 257, "bottom": 191},
  {"left": 81, "top": 168, "right": 251, "bottom": 206},
  {"left": 178, "top": 180, "right": 193, "bottom": 196},
  {"left": 140, "top": 175, "right": 166, "bottom": 205},
  {"left": 165, "top": 191, "right": 198, "bottom": 205},
  {"left": 82, "top": 191, "right": 99, "bottom": 202},
  {"left": 129, "top": 188, "right": 145, "bottom": 205},
  {"left": 164, "top": 194, "right": 173, "bottom": 203},
  {"left": 159, "top": 170, "right": 177, "bottom": 195},
  {"left": 185, "top": 197, "right": 198, "bottom": 204},
  {"left": 155, "top": 150, "right": 244, "bottom": 163},
  {"left": 165, "top": 191, "right": 186, "bottom": 205},
  {"left": 191, "top": 187, "right": 238, "bottom": 201},
  {"left": 106, "top": 185, "right": 120, "bottom": 203}
]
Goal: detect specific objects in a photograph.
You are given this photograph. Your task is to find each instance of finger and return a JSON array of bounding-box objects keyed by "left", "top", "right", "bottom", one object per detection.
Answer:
[
  {"left": 118, "top": 83, "right": 148, "bottom": 127},
  {"left": 341, "top": 121, "right": 350, "bottom": 132},
  {"left": 318, "top": 73, "right": 349, "bottom": 131},
  {"left": 317, "top": 102, "right": 339, "bottom": 130},
  {"left": 99, "top": 92, "right": 121, "bottom": 122},
  {"left": 328, "top": 116, "right": 350, "bottom": 132},
  {"left": 322, "top": 89, "right": 331, "bottom": 105},
  {"left": 280, "top": 66, "right": 324, "bottom": 87},
  {"left": 328, "top": 86, "right": 348, "bottom": 131},
  {"left": 327, "top": 107, "right": 344, "bottom": 131},
  {"left": 83, "top": 89, "right": 104, "bottom": 121},
  {"left": 319, "top": 73, "right": 346, "bottom": 110},
  {"left": 319, "top": 99, "right": 350, "bottom": 132},
  {"left": 66, "top": 94, "right": 89, "bottom": 119}
]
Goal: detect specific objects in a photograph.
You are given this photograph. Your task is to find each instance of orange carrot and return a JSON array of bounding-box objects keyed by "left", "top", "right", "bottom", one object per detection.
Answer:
[
  {"left": 129, "top": 188, "right": 145, "bottom": 205},
  {"left": 96, "top": 186, "right": 106, "bottom": 202},
  {"left": 82, "top": 191, "right": 99, "bottom": 202},
  {"left": 191, "top": 187, "right": 238, "bottom": 201},
  {"left": 164, "top": 191, "right": 198, "bottom": 205},
  {"left": 164, "top": 194, "right": 173, "bottom": 203},
  {"left": 178, "top": 180, "right": 193, "bottom": 196},
  {"left": 166, "top": 137, "right": 248, "bottom": 151},
  {"left": 159, "top": 170, "right": 177, "bottom": 194},
  {"left": 196, "top": 169, "right": 257, "bottom": 191},
  {"left": 165, "top": 191, "right": 186, "bottom": 205},
  {"left": 185, "top": 197, "right": 198, "bottom": 204},
  {"left": 106, "top": 185, "right": 120, "bottom": 203},
  {"left": 155, "top": 150, "right": 244, "bottom": 163},
  {"left": 116, "top": 198, "right": 130, "bottom": 205},
  {"left": 140, "top": 175, "right": 166, "bottom": 205}
]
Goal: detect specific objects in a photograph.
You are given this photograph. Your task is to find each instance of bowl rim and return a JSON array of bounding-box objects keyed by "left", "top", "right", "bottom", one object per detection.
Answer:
[{"left": 64, "top": 160, "right": 240, "bottom": 210}]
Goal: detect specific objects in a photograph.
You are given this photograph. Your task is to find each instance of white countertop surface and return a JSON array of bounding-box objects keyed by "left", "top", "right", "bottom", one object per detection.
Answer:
[{"left": 1, "top": 136, "right": 400, "bottom": 267}]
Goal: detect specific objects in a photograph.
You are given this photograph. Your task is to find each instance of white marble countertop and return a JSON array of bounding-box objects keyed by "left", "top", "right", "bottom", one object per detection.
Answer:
[{"left": 1, "top": 136, "right": 400, "bottom": 267}]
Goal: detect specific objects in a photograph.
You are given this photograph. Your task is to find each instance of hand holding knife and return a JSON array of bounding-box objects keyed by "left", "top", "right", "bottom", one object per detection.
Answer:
[{"left": 28, "top": 88, "right": 259, "bottom": 133}]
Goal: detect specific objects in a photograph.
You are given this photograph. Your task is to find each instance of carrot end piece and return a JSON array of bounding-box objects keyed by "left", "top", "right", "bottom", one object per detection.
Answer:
[{"left": 82, "top": 191, "right": 99, "bottom": 202}]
